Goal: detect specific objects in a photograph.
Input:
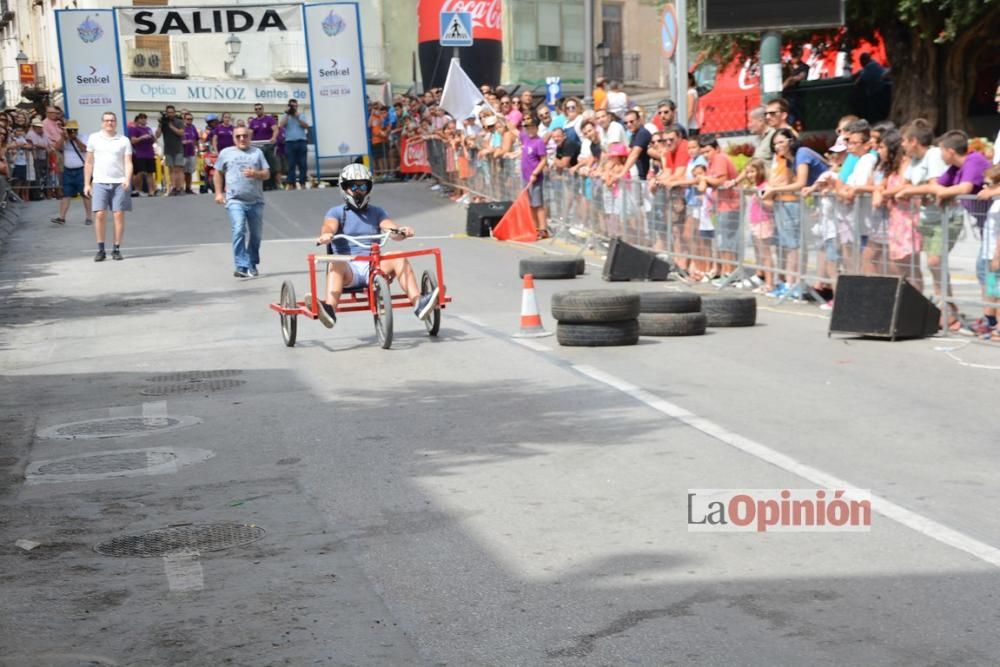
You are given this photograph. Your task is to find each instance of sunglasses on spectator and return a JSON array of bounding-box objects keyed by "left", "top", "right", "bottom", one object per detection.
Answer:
[
  {"left": 565, "top": 104, "right": 577, "bottom": 110},
  {"left": 764, "top": 111, "right": 779, "bottom": 116},
  {"left": 234, "top": 133, "right": 250, "bottom": 139},
  {"left": 652, "top": 138, "right": 668, "bottom": 144}
]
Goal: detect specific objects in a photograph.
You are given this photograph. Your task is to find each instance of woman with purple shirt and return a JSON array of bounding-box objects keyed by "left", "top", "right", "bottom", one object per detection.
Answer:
[
  {"left": 128, "top": 113, "right": 156, "bottom": 197},
  {"left": 211, "top": 112, "right": 235, "bottom": 154},
  {"left": 520, "top": 114, "right": 549, "bottom": 239},
  {"left": 182, "top": 111, "right": 199, "bottom": 194}
]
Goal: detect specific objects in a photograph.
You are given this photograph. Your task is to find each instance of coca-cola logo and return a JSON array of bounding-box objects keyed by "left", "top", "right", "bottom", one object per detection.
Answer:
[
  {"left": 404, "top": 140, "right": 428, "bottom": 166},
  {"left": 439, "top": 0, "right": 501, "bottom": 31}
]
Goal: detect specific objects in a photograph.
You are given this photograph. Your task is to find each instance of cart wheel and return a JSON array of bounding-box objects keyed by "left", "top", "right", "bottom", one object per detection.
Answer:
[
  {"left": 280, "top": 280, "right": 297, "bottom": 347},
  {"left": 420, "top": 270, "right": 441, "bottom": 336},
  {"left": 373, "top": 274, "right": 393, "bottom": 349}
]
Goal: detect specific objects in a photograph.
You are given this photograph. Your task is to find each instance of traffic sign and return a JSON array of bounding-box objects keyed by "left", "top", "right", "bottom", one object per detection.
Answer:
[
  {"left": 661, "top": 5, "right": 678, "bottom": 59},
  {"left": 440, "top": 11, "right": 473, "bottom": 47}
]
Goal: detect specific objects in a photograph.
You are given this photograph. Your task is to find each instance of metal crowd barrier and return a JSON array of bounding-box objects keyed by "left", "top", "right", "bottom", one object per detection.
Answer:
[{"left": 426, "top": 145, "right": 998, "bottom": 336}]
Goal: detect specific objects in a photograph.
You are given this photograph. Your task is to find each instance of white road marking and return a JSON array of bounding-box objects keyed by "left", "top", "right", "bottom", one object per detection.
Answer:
[
  {"left": 454, "top": 314, "right": 487, "bottom": 327},
  {"left": 511, "top": 338, "right": 551, "bottom": 352},
  {"left": 571, "top": 364, "right": 1000, "bottom": 568},
  {"left": 163, "top": 550, "right": 205, "bottom": 592}
]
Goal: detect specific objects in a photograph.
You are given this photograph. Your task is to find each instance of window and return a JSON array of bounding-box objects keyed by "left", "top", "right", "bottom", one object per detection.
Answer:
[
  {"left": 513, "top": 0, "right": 585, "bottom": 63},
  {"left": 537, "top": 45, "right": 560, "bottom": 61}
]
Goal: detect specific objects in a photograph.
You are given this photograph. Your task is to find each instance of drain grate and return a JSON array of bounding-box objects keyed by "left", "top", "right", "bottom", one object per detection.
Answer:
[
  {"left": 145, "top": 370, "right": 244, "bottom": 383},
  {"left": 95, "top": 523, "right": 265, "bottom": 557},
  {"left": 140, "top": 379, "right": 246, "bottom": 396},
  {"left": 105, "top": 297, "right": 171, "bottom": 308},
  {"left": 26, "top": 447, "right": 213, "bottom": 484},
  {"left": 37, "top": 451, "right": 176, "bottom": 475},
  {"left": 36, "top": 415, "right": 201, "bottom": 440}
]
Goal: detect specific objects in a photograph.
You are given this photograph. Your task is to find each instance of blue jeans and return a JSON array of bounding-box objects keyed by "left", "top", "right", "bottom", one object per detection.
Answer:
[
  {"left": 285, "top": 140, "right": 308, "bottom": 186},
  {"left": 227, "top": 201, "right": 264, "bottom": 271}
]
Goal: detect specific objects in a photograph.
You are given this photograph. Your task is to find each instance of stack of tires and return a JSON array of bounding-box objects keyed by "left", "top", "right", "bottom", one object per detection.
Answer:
[
  {"left": 551, "top": 290, "right": 640, "bottom": 347},
  {"left": 637, "top": 292, "right": 707, "bottom": 337},
  {"left": 519, "top": 256, "right": 585, "bottom": 280}
]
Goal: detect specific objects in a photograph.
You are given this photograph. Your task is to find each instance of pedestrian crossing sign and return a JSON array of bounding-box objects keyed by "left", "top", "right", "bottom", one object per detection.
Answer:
[{"left": 440, "top": 11, "right": 473, "bottom": 47}]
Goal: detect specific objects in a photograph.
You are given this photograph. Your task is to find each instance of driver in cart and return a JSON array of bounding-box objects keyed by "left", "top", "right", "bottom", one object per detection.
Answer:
[{"left": 314, "top": 163, "right": 439, "bottom": 328}]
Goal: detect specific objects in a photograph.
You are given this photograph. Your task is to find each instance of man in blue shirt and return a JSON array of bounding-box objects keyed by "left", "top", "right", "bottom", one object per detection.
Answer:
[
  {"left": 313, "top": 163, "right": 438, "bottom": 328},
  {"left": 279, "top": 98, "right": 311, "bottom": 190},
  {"left": 214, "top": 127, "right": 270, "bottom": 278}
]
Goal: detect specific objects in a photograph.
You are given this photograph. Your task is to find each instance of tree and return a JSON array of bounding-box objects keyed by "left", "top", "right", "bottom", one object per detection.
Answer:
[{"left": 683, "top": 0, "right": 1000, "bottom": 131}]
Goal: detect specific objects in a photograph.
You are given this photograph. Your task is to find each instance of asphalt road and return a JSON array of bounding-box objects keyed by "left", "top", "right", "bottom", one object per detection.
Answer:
[{"left": 1, "top": 183, "right": 999, "bottom": 667}]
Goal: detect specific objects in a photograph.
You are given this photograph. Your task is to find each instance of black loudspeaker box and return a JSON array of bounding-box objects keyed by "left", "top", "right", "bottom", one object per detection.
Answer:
[
  {"left": 829, "top": 275, "right": 940, "bottom": 340},
  {"left": 601, "top": 237, "right": 671, "bottom": 281},
  {"left": 466, "top": 201, "right": 513, "bottom": 237}
]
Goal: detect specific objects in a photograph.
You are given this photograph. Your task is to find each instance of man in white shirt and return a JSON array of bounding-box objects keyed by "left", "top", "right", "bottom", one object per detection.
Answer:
[
  {"left": 595, "top": 108, "right": 627, "bottom": 153},
  {"left": 84, "top": 111, "right": 133, "bottom": 262}
]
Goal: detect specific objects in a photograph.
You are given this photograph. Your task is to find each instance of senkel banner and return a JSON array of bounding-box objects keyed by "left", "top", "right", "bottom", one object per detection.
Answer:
[
  {"left": 303, "top": 3, "right": 368, "bottom": 159},
  {"left": 118, "top": 5, "right": 301, "bottom": 35},
  {"left": 55, "top": 9, "right": 126, "bottom": 137}
]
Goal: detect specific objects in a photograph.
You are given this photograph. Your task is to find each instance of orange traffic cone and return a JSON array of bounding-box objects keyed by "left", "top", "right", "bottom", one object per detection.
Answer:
[
  {"left": 513, "top": 273, "right": 553, "bottom": 338},
  {"left": 492, "top": 189, "right": 538, "bottom": 243}
]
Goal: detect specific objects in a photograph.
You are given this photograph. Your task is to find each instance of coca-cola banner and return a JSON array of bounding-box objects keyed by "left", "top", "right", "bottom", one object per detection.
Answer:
[
  {"left": 399, "top": 137, "right": 431, "bottom": 174},
  {"left": 418, "top": 0, "right": 502, "bottom": 42},
  {"left": 417, "top": 0, "right": 503, "bottom": 90}
]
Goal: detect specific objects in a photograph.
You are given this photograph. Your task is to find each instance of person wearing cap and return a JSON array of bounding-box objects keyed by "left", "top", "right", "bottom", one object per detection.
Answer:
[
  {"left": 520, "top": 113, "right": 550, "bottom": 239},
  {"left": 85, "top": 111, "right": 133, "bottom": 262},
  {"left": 128, "top": 113, "right": 156, "bottom": 197},
  {"left": 50, "top": 119, "right": 92, "bottom": 226},
  {"left": 28, "top": 119, "right": 54, "bottom": 199}
]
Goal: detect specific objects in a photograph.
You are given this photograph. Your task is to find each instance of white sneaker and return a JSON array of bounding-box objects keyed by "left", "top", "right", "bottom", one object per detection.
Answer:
[{"left": 430, "top": 184, "right": 442, "bottom": 191}]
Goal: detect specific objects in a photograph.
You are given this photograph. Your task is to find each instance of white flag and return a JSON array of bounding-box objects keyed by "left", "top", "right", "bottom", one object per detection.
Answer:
[{"left": 440, "top": 58, "right": 487, "bottom": 122}]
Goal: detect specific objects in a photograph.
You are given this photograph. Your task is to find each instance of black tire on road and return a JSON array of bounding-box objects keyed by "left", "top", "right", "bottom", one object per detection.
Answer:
[
  {"left": 638, "top": 291, "right": 702, "bottom": 314},
  {"left": 701, "top": 293, "right": 757, "bottom": 327},
  {"left": 574, "top": 257, "right": 586, "bottom": 275},
  {"left": 420, "top": 270, "right": 441, "bottom": 336},
  {"left": 373, "top": 274, "right": 394, "bottom": 349},
  {"left": 551, "top": 290, "right": 640, "bottom": 323},
  {"left": 519, "top": 256, "right": 578, "bottom": 280},
  {"left": 638, "top": 312, "right": 707, "bottom": 337},
  {"left": 556, "top": 319, "right": 640, "bottom": 347},
  {"left": 279, "top": 280, "right": 297, "bottom": 347}
]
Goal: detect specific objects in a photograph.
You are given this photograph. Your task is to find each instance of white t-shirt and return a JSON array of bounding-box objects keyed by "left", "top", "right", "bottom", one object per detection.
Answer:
[
  {"left": 63, "top": 133, "right": 88, "bottom": 170},
  {"left": 87, "top": 132, "right": 132, "bottom": 183},
  {"left": 606, "top": 91, "right": 628, "bottom": 117},
  {"left": 846, "top": 152, "right": 877, "bottom": 187},
  {"left": 599, "top": 121, "right": 628, "bottom": 151}
]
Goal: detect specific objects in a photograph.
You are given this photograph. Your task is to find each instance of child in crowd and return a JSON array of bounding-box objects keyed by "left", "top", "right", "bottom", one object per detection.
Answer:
[
  {"left": 802, "top": 142, "right": 848, "bottom": 303},
  {"left": 601, "top": 142, "right": 630, "bottom": 237},
  {"left": 742, "top": 158, "right": 776, "bottom": 291},
  {"left": 9, "top": 127, "right": 31, "bottom": 202},
  {"left": 691, "top": 156, "right": 720, "bottom": 280},
  {"left": 974, "top": 164, "right": 1000, "bottom": 340},
  {"left": 874, "top": 129, "right": 923, "bottom": 291}
]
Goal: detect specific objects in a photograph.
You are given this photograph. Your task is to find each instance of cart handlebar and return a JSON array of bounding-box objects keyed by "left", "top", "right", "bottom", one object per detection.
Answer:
[{"left": 316, "top": 229, "right": 404, "bottom": 248}]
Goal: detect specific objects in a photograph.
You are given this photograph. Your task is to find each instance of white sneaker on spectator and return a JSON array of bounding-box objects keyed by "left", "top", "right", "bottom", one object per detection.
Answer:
[{"left": 430, "top": 184, "right": 442, "bottom": 191}]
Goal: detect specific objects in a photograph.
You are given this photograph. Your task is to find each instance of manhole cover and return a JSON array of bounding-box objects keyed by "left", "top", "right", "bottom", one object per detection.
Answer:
[
  {"left": 145, "top": 370, "right": 243, "bottom": 383},
  {"left": 95, "top": 523, "right": 265, "bottom": 557},
  {"left": 140, "top": 379, "right": 245, "bottom": 396},
  {"left": 105, "top": 297, "right": 171, "bottom": 308},
  {"left": 25, "top": 448, "right": 214, "bottom": 484},
  {"left": 36, "top": 415, "right": 201, "bottom": 440}
]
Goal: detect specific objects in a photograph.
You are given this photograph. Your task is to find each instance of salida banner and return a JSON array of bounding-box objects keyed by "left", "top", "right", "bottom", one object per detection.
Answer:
[
  {"left": 399, "top": 137, "right": 431, "bottom": 174},
  {"left": 303, "top": 3, "right": 367, "bottom": 159},
  {"left": 118, "top": 5, "right": 302, "bottom": 35},
  {"left": 54, "top": 9, "right": 126, "bottom": 136}
]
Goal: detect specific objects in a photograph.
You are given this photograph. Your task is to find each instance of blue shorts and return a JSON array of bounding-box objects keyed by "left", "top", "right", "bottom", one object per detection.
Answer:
[
  {"left": 699, "top": 229, "right": 715, "bottom": 239},
  {"left": 775, "top": 201, "right": 801, "bottom": 249},
  {"left": 824, "top": 238, "right": 840, "bottom": 263},
  {"left": 977, "top": 256, "right": 988, "bottom": 286},
  {"left": 716, "top": 210, "right": 741, "bottom": 252},
  {"left": 63, "top": 167, "right": 85, "bottom": 198},
  {"left": 12, "top": 165, "right": 27, "bottom": 181},
  {"left": 91, "top": 183, "right": 133, "bottom": 212}
]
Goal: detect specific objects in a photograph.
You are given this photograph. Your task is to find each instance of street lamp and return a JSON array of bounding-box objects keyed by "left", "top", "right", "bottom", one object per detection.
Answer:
[
  {"left": 224, "top": 34, "right": 245, "bottom": 78},
  {"left": 15, "top": 50, "right": 28, "bottom": 67},
  {"left": 595, "top": 42, "right": 610, "bottom": 77}
]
